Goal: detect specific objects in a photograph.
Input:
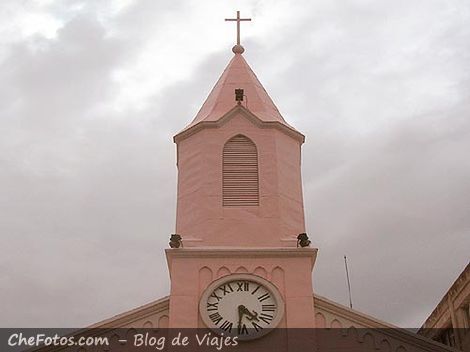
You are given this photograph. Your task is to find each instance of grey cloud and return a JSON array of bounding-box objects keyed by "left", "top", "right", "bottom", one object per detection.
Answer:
[
  {"left": 1, "top": 16, "right": 126, "bottom": 125},
  {"left": 0, "top": 9, "right": 174, "bottom": 326},
  {"left": 304, "top": 111, "right": 470, "bottom": 326}
]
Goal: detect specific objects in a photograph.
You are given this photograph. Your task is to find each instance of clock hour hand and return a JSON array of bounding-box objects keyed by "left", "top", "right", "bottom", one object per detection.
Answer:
[
  {"left": 238, "top": 305, "right": 259, "bottom": 322},
  {"left": 246, "top": 310, "right": 259, "bottom": 321}
]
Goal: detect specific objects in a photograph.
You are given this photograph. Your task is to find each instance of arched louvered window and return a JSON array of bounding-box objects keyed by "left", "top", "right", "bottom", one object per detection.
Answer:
[{"left": 223, "top": 135, "right": 259, "bottom": 206}]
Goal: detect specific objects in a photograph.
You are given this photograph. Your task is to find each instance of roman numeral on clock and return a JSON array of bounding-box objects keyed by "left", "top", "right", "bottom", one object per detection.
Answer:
[
  {"left": 236, "top": 281, "right": 249, "bottom": 291},
  {"left": 220, "top": 320, "right": 233, "bottom": 332},
  {"left": 259, "top": 313, "right": 274, "bottom": 324},
  {"left": 209, "top": 312, "right": 223, "bottom": 325},
  {"left": 210, "top": 292, "right": 222, "bottom": 301},
  {"left": 207, "top": 302, "right": 218, "bottom": 311},
  {"left": 238, "top": 323, "right": 249, "bottom": 335},
  {"left": 252, "top": 322, "right": 263, "bottom": 332},
  {"left": 219, "top": 284, "right": 234, "bottom": 295},
  {"left": 262, "top": 304, "right": 276, "bottom": 312},
  {"left": 257, "top": 292, "right": 270, "bottom": 302},
  {"left": 251, "top": 285, "right": 261, "bottom": 295}
]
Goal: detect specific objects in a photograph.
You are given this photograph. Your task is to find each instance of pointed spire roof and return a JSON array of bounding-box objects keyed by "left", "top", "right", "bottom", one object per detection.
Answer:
[{"left": 177, "top": 51, "right": 302, "bottom": 138}]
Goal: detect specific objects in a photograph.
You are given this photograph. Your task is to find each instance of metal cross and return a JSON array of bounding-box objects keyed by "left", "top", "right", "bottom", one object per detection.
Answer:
[{"left": 225, "top": 11, "right": 251, "bottom": 45}]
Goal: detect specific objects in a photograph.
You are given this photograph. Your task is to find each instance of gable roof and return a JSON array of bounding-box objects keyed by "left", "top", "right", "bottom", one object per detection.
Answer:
[
  {"left": 88, "top": 296, "right": 169, "bottom": 328},
  {"left": 418, "top": 262, "right": 469, "bottom": 331},
  {"left": 314, "top": 294, "right": 456, "bottom": 352}
]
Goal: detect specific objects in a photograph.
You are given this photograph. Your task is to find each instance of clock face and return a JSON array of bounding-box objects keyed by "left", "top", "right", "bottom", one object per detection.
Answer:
[{"left": 199, "top": 274, "right": 284, "bottom": 340}]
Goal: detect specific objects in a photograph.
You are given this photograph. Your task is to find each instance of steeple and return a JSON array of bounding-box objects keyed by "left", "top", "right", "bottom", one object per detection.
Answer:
[
  {"left": 178, "top": 54, "right": 300, "bottom": 131},
  {"left": 166, "top": 14, "right": 316, "bottom": 331},
  {"left": 174, "top": 11, "right": 302, "bottom": 142},
  {"left": 172, "top": 13, "right": 306, "bottom": 248}
]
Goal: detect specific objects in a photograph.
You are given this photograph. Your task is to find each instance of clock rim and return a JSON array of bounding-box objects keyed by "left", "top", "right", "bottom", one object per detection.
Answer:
[{"left": 199, "top": 273, "right": 285, "bottom": 340}]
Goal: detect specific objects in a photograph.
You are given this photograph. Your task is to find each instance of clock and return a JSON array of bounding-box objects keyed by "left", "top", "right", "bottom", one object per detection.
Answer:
[{"left": 199, "top": 274, "right": 284, "bottom": 340}]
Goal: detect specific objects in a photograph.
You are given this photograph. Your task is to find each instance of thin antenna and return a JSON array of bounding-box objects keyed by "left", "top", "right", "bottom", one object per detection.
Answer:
[{"left": 344, "top": 255, "right": 353, "bottom": 309}]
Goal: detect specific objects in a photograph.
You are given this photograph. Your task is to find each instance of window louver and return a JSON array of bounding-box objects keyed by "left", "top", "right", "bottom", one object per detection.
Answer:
[{"left": 223, "top": 135, "right": 259, "bottom": 206}]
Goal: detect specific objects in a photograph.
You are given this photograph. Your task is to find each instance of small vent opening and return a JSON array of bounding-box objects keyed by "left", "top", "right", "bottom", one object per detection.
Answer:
[{"left": 223, "top": 135, "right": 259, "bottom": 206}]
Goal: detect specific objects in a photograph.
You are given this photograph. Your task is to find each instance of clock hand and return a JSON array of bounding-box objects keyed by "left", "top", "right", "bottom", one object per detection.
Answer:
[
  {"left": 246, "top": 310, "right": 259, "bottom": 322},
  {"left": 237, "top": 305, "right": 246, "bottom": 332},
  {"left": 238, "top": 305, "right": 245, "bottom": 324},
  {"left": 238, "top": 305, "right": 259, "bottom": 322}
]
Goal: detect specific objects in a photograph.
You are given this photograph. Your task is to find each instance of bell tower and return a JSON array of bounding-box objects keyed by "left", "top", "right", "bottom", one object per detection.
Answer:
[{"left": 166, "top": 12, "right": 317, "bottom": 334}]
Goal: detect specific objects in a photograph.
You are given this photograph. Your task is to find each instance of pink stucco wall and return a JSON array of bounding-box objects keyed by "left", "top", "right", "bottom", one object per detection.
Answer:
[{"left": 175, "top": 111, "right": 306, "bottom": 247}]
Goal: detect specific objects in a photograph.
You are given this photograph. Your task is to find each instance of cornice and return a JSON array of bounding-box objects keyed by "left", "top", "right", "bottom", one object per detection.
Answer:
[
  {"left": 32, "top": 297, "right": 170, "bottom": 351},
  {"left": 165, "top": 247, "right": 317, "bottom": 259},
  {"left": 87, "top": 296, "right": 170, "bottom": 328},
  {"left": 165, "top": 247, "right": 318, "bottom": 274},
  {"left": 419, "top": 262, "right": 469, "bottom": 331},
  {"left": 314, "top": 294, "right": 457, "bottom": 352},
  {"left": 314, "top": 294, "right": 397, "bottom": 329},
  {"left": 173, "top": 105, "right": 305, "bottom": 144}
]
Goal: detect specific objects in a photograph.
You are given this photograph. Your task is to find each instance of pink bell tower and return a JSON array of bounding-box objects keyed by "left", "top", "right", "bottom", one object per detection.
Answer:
[{"left": 166, "top": 12, "right": 317, "bottom": 332}]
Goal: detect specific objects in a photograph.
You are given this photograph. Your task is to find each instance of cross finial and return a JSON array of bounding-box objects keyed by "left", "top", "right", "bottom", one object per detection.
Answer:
[{"left": 225, "top": 10, "right": 251, "bottom": 54}]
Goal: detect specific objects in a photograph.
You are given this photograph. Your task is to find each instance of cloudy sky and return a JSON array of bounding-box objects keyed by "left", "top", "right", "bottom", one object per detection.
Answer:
[{"left": 1, "top": 0, "right": 469, "bottom": 328}]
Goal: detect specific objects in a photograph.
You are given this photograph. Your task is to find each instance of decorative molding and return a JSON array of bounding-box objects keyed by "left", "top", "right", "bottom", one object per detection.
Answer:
[
  {"left": 315, "top": 294, "right": 396, "bottom": 329},
  {"left": 166, "top": 247, "right": 317, "bottom": 273},
  {"left": 88, "top": 296, "right": 169, "bottom": 329},
  {"left": 418, "top": 262, "right": 469, "bottom": 331},
  {"left": 314, "top": 294, "right": 457, "bottom": 352},
  {"left": 173, "top": 105, "right": 305, "bottom": 144},
  {"left": 166, "top": 247, "right": 317, "bottom": 258}
]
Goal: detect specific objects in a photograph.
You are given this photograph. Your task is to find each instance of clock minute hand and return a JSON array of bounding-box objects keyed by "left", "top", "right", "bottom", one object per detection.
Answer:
[
  {"left": 238, "top": 305, "right": 246, "bottom": 325},
  {"left": 237, "top": 304, "right": 247, "bottom": 333}
]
